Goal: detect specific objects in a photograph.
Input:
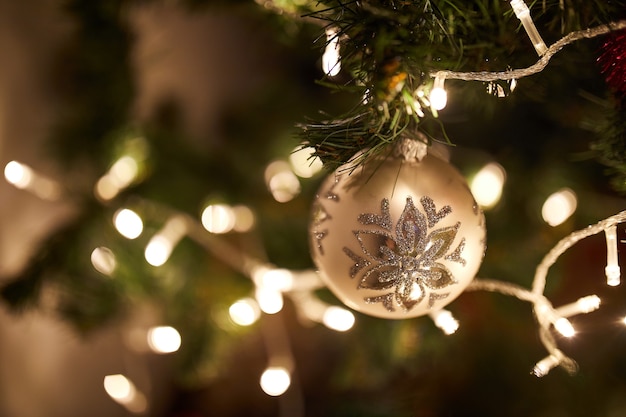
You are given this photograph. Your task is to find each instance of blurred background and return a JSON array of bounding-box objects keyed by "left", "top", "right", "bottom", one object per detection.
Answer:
[{"left": 0, "top": 1, "right": 626, "bottom": 416}]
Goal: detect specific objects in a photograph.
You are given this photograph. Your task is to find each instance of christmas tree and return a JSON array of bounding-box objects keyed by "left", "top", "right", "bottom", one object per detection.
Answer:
[{"left": 0, "top": 1, "right": 625, "bottom": 416}]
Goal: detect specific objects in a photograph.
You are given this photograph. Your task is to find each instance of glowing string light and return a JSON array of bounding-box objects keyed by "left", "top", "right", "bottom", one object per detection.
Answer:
[
  {"left": 229, "top": 298, "right": 261, "bottom": 326},
  {"left": 145, "top": 216, "right": 187, "bottom": 267},
  {"left": 260, "top": 366, "right": 291, "bottom": 396},
  {"left": 532, "top": 354, "right": 561, "bottom": 378},
  {"left": 541, "top": 188, "right": 577, "bottom": 227},
  {"left": 95, "top": 155, "right": 139, "bottom": 201},
  {"left": 90, "top": 247, "right": 117, "bottom": 276},
  {"left": 554, "top": 295, "right": 601, "bottom": 318},
  {"left": 4, "top": 160, "right": 61, "bottom": 200},
  {"left": 201, "top": 203, "right": 236, "bottom": 234},
  {"left": 471, "top": 162, "right": 506, "bottom": 209},
  {"left": 428, "top": 74, "right": 447, "bottom": 111},
  {"left": 509, "top": 0, "right": 547, "bottom": 55},
  {"left": 322, "top": 27, "right": 341, "bottom": 77},
  {"left": 604, "top": 225, "right": 621, "bottom": 286},
  {"left": 147, "top": 326, "right": 182, "bottom": 353},
  {"left": 113, "top": 209, "right": 144, "bottom": 239},
  {"left": 431, "top": 21, "right": 626, "bottom": 84},
  {"left": 322, "top": 306, "right": 355, "bottom": 332},
  {"left": 103, "top": 374, "right": 147, "bottom": 413},
  {"left": 429, "top": 309, "right": 459, "bottom": 335}
]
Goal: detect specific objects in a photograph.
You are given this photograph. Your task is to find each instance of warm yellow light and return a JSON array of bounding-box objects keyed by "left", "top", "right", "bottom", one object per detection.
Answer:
[
  {"left": 91, "top": 247, "right": 117, "bottom": 276},
  {"left": 201, "top": 204, "right": 235, "bottom": 234},
  {"left": 264, "top": 161, "right": 301, "bottom": 203},
  {"left": 322, "top": 28, "right": 341, "bottom": 77},
  {"left": 229, "top": 298, "right": 261, "bottom": 326},
  {"left": 429, "top": 309, "right": 459, "bottom": 335},
  {"left": 147, "top": 326, "right": 181, "bottom": 353},
  {"left": 113, "top": 209, "right": 143, "bottom": 239},
  {"left": 255, "top": 287, "right": 283, "bottom": 314},
  {"left": 260, "top": 367, "right": 291, "bottom": 396},
  {"left": 145, "top": 216, "right": 187, "bottom": 266},
  {"left": 109, "top": 156, "right": 138, "bottom": 188},
  {"left": 95, "top": 176, "right": 118, "bottom": 201},
  {"left": 289, "top": 146, "right": 323, "bottom": 178},
  {"left": 144, "top": 236, "right": 172, "bottom": 267},
  {"left": 322, "top": 306, "right": 355, "bottom": 332},
  {"left": 95, "top": 155, "right": 140, "bottom": 201},
  {"left": 253, "top": 267, "right": 294, "bottom": 292},
  {"left": 541, "top": 188, "right": 577, "bottom": 227},
  {"left": 471, "top": 163, "right": 506, "bottom": 208},
  {"left": 429, "top": 87, "right": 447, "bottom": 110},
  {"left": 554, "top": 317, "right": 576, "bottom": 338},
  {"left": 4, "top": 161, "right": 33, "bottom": 188},
  {"left": 268, "top": 172, "right": 300, "bottom": 202},
  {"left": 232, "top": 205, "right": 256, "bottom": 233},
  {"left": 555, "top": 295, "right": 601, "bottom": 317},
  {"left": 103, "top": 374, "right": 135, "bottom": 401},
  {"left": 605, "top": 225, "right": 621, "bottom": 286},
  {"left": 103, "top": 374, "right": 147, "bottom": 413}
]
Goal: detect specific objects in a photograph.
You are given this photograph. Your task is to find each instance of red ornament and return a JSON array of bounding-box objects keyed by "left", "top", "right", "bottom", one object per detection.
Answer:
[{"left": 598, "top": 29, "right": 626, "bottom": 98}]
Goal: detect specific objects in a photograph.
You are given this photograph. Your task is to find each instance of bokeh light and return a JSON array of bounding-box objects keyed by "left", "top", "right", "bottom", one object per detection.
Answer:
[
  {"left": 541, "top": 188, "right": 577, "bottom": 227},
  {"left": 322, "top": 306, "right": 355, "bottom": 332},
  {"left": 229, "top": 298, "right": 261, "bottom": 326},
  {"left": 90, "top": 247, "right": 117, "bottom": 276},
  {"left": 289, "top": 146, "right": 323, "bottom": 178},
  {"left": 201, "top": 204, "right": 235, "bottom": 234},
  {"left": 147, "top": 326, "right": 182, "bottom": 353},
  {"left": 260, "top": 367, "right": 291, "bottom": 396},
  {"left": 113, "top": 209, "right": 144, "bottom": 239},
  {"left": 471, "top": 162, "right": 506, "bottom": 208}
]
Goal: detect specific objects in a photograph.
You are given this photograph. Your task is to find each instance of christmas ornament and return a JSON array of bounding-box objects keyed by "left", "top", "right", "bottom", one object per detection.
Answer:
[
  {"left": 598, "top": 29, "right": 626, "bottom": 99},
  {"left": 309, "top": 138, "right": 486, "bottom": 319}
]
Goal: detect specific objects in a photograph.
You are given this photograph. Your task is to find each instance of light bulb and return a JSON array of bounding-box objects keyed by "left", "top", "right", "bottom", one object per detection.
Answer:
[
  {"left": 322, "top": 306, "right": 355, "bottom": 332},
  {"left": 541, "top": 188, "right": 577, "bottom": 227},
  {"left": 532, "top": 355, "right": 560, "bottom": 377},
  {"left": 4, "top": 161, "right": 33, "bottom": 188},
  {"left": 554, "top": 317, "right": 576, "bottom": 338},
  {"left": 91, "top": 247, "right": 117, "bottom": 276},
  {"left": 113, "top": 209, "right": 143, "bottom": 239},
  {"left": 260, "top": 367, "right": 291, "bottom": 396},
  {"left": 429, "top": 309, "right": 459, "bottom": 335},
  {"left": 201, "top": 204, "right": 235, "bottom": 234},
  {"left": 255, "top": 287, "right": 283, "bottom": 314},
  {"left": 471, "top": 162, "right": 506, "bottom": 208},
  {"left": 605, "top": 225, "right": 621, "bottom": 286},
  {"left": 322, "top": 28, "right": 341, "bottom": 77},
  {"left": 147, "top": 326, "right": 181, "bottom": 353},
  {"left": 229, "top": 298, "right": 261, "bottom": 326}
]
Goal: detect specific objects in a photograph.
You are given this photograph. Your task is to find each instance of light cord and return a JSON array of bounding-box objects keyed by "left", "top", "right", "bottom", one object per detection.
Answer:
[{"left": 431, "top": 20, "right": 626, "bottom": 83}]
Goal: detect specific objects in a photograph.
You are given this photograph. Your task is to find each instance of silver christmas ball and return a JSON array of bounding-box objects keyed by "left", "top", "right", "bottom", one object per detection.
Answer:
[{"left": 309, "top": 145, "right": 486, "bottom": 319}]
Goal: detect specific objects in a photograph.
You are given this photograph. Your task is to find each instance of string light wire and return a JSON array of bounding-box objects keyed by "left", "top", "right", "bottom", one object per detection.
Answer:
[{"left": 431, "top": 20, "right": 626, "bottom": 84}]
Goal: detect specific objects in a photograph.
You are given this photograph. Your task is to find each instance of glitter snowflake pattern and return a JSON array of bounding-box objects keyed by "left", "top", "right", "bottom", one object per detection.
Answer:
[{"left": 344, "top": 196, "right": 466, "bottom": 313}]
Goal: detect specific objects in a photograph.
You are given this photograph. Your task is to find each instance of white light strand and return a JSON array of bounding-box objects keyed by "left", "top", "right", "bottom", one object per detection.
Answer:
[
  {"left": 4, "top": 160, "right": 62, "bottom": 200},
  {"left": 467, "top": 209, "right": 626, "bottom": 376},
  {"left": 509, "top": 0, "right": 547, "bottom": 56},
  {"left": 322, "top": 27, "right": 341, "bottom": 77},
  {"left": 428, "top": 309, "right": 459, "bottom": 335},
  {"left": 145, "top": 216, "right": 187, "bottom": 267},
  {"left": 431, "top": 20, "right": 626, "bottom": 84},
  {"left": 605, "top": 225, "right": 621, "bottom": 286},
  {"left": 428, "top": 74, "right": 447, "bottom": 111},
  {"left": 124, "top": 199, "right": 625, "bottom": 378}
]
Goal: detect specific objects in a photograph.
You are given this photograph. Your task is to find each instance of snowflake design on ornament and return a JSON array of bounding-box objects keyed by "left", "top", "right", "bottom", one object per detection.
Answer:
[{"left": 343, "top": 196, "right": 466, "bottom": 313}]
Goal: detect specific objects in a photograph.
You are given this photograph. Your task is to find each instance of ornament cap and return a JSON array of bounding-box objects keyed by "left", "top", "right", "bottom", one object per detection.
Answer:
[{"left": 392, "top": 135, "right": 428, "bottom": 162}]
